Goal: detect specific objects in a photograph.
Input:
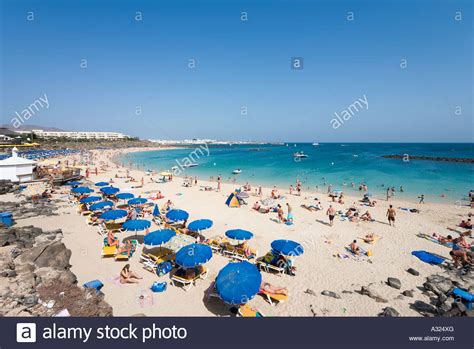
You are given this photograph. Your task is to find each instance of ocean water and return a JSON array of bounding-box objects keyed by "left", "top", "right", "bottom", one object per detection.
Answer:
[{"left": 119, "top": 143, "right": 474, "bottom": 203}]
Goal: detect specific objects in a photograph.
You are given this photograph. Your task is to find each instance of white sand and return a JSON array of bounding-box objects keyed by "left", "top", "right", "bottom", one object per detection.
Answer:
[{"left": 10, "top": 147, "right": 473, "bottom": 316}]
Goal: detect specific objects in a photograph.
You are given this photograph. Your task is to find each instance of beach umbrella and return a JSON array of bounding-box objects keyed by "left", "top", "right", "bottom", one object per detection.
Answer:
[
  {"left": 215, "top": 261, "right": 262, "bottom": 305},
  {"left": 166, "top": 209, "right": 189, "bottom": 222},
  {"left": 160, "top": 171, "right": 172, "bottom": 176},
  {"left": 153, "top": 204, "right": 160, "bottom": 217},
  {"left": 122, "top": 219, "right": 151, "bottom": 232},
  {"left": 225, "top": 229, "right": 253, "bottom": 241},
  {"left": 95, "top": 181, "right": 109, "bottom": 187},
  {"left": 66, "top": 181, "right": 82, "bottom": 187},
  {"left": 271, "top": 239, "right": 304, "bottom": 257},
  {"left": 128, "top": 197, "right": 147, "bottom": 205},
  {"left": 176, "top": 243, "right": 212, "bottom": 268},
  {"left": 71, "top": 186, "right": 94, "bottom": 194},
  {"left": 79, "top": 196, "right": 101, "bottom": 204},
  {"left": 188, "top": 219, "right": 213, "bottom": 232},
  {"left": 236, "top": 192, "right": 249, "bottom": 199},
  {"left": 144, "top": 229, "right": 176, "bottom": 246},
  {"left": 90, "top": 201, "right": 113, "bottom": 211},
  {"left": 100, "top": 186, "right": 120, "bottom": 195},
  {"left": 163, "top": 234, "right": 195, "bottom": 252},
  {"left": 100, "top": 209, "right": 127, "bottom": 221},
  {"left": 116, "top": 193, "right": 134, "bottom": 200}
]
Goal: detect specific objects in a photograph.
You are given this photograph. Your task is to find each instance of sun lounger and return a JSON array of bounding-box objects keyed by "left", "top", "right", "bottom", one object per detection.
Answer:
[
  {"left": 171, "top": 266, "right": 208, "bottom": 291},
  {"left": 238, "top": 304, "right": 264, "bottom": 317},
  {"left": 101, "top": 245, "right": 117, "bottom": 257},
  {"left": 256, "top": 253, "right": 285, "bottom": 276},
  {"left": 140, "top": 252, "right": 176, "bottom": 272},
  {"left": 259, "top": 290, "right": 289, "bottom": 306}
]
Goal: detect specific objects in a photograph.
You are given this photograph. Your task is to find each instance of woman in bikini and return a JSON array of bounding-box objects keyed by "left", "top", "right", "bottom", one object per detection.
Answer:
[{"left": 120, "top": 264, "right": 143, "bottom": 284}]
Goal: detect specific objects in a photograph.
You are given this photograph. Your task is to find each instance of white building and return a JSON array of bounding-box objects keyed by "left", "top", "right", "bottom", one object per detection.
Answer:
[
  {"left": 0, "top": 147, "right": 37, "bottom": 182},
  {"left": 16, "top": 129, "right": 130, "bottom": 140}
]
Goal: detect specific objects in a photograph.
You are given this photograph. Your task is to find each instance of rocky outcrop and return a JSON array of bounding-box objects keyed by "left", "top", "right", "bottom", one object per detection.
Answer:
[
  {"left": 0, "top": 225, "right": 113, "bottom": 317},
  {"left": 382, "top": 155, "right": 474, "bottom": 163},
  {"left": 0, "top": 180, "right": 18, "bottom": 195}
]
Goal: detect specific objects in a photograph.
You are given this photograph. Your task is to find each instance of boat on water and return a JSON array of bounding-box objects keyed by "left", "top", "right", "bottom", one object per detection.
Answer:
[
  {"left": 183, "top": 163, "right": 198, "bottom": 168},
  {"left": 312, "top": 142, "right": 319, "bottom": 146},
  {"left": 232, "top": 169, "right": 242, "bottom": 174},
  {"left": 293, "top": 151, "right": 308, "bottom": 158}
]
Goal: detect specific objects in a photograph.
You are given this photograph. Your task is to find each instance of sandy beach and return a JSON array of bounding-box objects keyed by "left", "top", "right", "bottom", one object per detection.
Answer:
[{"left": 5, "top": 147, "right": 473, "bottom": 317}]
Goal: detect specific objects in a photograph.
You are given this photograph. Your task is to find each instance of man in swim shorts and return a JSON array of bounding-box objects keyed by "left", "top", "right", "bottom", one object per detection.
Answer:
[{"left": 386, "top": 205, "right": 396, "bottom": 227}]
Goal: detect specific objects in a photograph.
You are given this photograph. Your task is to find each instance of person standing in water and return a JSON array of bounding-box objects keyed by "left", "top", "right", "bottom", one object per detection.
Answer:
[{"left": 419, "top": 194, "right": 425, "bottom": 204}]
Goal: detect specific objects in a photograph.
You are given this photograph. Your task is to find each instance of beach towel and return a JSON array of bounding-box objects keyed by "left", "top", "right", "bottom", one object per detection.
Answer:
[
  {"left": 411, "top": 250, "right": 445, "bottom": 265},
  {"left": 359, "top": 235, "right": 381, "bottom": 245},
  {"left": 345, "top": 246, "right": 368, "bottom": 257}
]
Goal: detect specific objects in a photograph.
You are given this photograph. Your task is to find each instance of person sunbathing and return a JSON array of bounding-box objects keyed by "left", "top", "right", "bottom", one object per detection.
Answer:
[
  {"left": 237, "top": 241, "right": 257, "bottom": 258},
  {"left": 460, "top": 219, "right": 472, "bottom": 229},
  {"left": 107, "top": 231, "right": 119, "bottom": 247},
  {"left": 432, "top": 233, "right": 453, "bottom": 244},
  {"left": 253, "top": 202, "right": 270, "bottom": 213},
  {"left": 363, "top": 233, "right": 375, "bottom": 243},
  {"left": 361, "top": 211, "right": 373, "bottom": 221},
  {"left": 349, "top": 240, "right": 360, "bottom": 255},
  {"left": 117, "top": 241, "right": 134, "bottom": 258},
  {"left": 260, "top": 281, "right": 288, "bottom": 296},
  {"left": 120, "top": 264, "right": 142, "bottom": 284},
  {"left": 349, "top": 212, "right": 360, "bottom": 222}
]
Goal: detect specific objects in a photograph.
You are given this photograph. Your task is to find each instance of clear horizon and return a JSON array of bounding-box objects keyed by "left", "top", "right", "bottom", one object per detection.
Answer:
[{"left": 1, "top": 0, "right": 473, "bottom": 143}]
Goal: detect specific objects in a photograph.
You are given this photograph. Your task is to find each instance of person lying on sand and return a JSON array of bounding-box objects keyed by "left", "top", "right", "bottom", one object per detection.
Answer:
[
  {"left": 432, "top": 233, "right": 453, "bottom": 244},
  {"left": 363, "top": 233, "right": 375, "bottom": 243},
  {"left": 349, "top": 212, "right": 360, "bottom": 222},
  {"left": 149, "top": 191, "right": 164, "bottom": 200},
  {"left": 460, "top": 219, "right": 472, "bottom": 229},
  {"left": 120, "top": 264, "right": 142, "bottom": 284},
  {"left": 349, "top": 240, "right": 360, "bottom": 255},
  {"left": 260, "top": 281, "right": 288, "bottom": 296},
  {"left": 360, "top": 211, "right": 373, "bottom": 221}
]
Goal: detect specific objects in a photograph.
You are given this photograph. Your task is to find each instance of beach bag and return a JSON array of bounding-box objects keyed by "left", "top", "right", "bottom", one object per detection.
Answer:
[
  {"left": 151, "top": 281, "right": 167, "bottom": 293},
  {"left": 156, "top": 261, "right": 172, "bottom": 277}
]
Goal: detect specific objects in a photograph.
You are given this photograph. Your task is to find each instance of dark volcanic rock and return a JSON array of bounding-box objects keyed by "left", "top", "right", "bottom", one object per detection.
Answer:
[
  {"left": 360, "top": 286, "right": 388, "bottom": 303},
  {"left": 387, "top": 277, "right": 401, "bottom": 289},
  {"left": 321, "top": 290, "right": 341, "bottom": 299},
  {"left": 379, "top": 307, "right": 400, "bottom": 317},
  {"left": 407, "top": 268, "right": 420, "bottom": 276},
  {"left": 413, "top": 300, "right": 437, "bottom": 315},
  {"left": 402, "top": 290, "right": 414, "bottom": 297}
]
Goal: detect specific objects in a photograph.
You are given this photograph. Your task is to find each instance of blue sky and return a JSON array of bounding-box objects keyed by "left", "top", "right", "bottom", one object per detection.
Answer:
[{"left": 1, "top": 0, "right": 472, "bottom": 142}]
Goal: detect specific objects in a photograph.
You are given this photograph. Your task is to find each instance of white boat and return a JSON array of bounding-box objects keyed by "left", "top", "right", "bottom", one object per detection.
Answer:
[
  {"left": 293, "top": 152, "right": 308, "bottom": 158},
  {"left": 183, "top": 163, "right": 198, "bottom": 168},
  {"left": 232, "top": 169, "right": 242, "bottom": 174},
  {"left": 312, "top": 142, "right": 319, "bottom": 146}
]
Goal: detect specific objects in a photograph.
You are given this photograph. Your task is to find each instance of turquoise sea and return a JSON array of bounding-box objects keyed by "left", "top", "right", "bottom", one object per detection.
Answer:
[{"left": 119, "top": 143, "right": 474, "bottom": 203}]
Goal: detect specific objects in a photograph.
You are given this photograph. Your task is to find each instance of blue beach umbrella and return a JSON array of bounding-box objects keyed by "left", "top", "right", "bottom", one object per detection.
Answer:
[
  {"left": 153, "top": 204, "right": 160, "bottom": 217},
  {"left": 144, "top": 229, "right": 176, "bottom": 246},
  {"left": 166, "top": 209, "right": 189, "bottom": 222},
  {"left": 90, "top": 201, "right": 113, "bottom": 211},
  {"left": 188, "top": 219, "right": 213, "bottom": 232},
  {"left": 71, "top": 186, "right": 94, "bottom": 194},
  {"left": 122, "top": 219, "right": 151, "bottom": 232},
  {"left": 66, "top": 181, "right": 82, "bottom": 187},
  {"left": 216, "top": 261, "right": 262, "bottom": 305},
  {"left": 116, "top": 193, "right": 134, "bottom": 200},
  {"left": 100, "top": 209, "right": 127, "bottom": 221},
  {"left": 95, "top": 181, "right": 109, "bottom": 187},
  {"left": 128, "top": 197, "right": 147, "bottom": 205},
  {"left": 271, "top": 239, "right": 304, "bottom": 257},
  {"left": 100, "top": 186, "right": 120, "bottom": 195},
  {"left": 176, "top": 243, "right": 212, "bottom": 268},
  {"left": 225, "top": 229, "right": 253, "bottom": 241},
  {"left": 79, "top": 196, "right": 101, "bottom": 204}
]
